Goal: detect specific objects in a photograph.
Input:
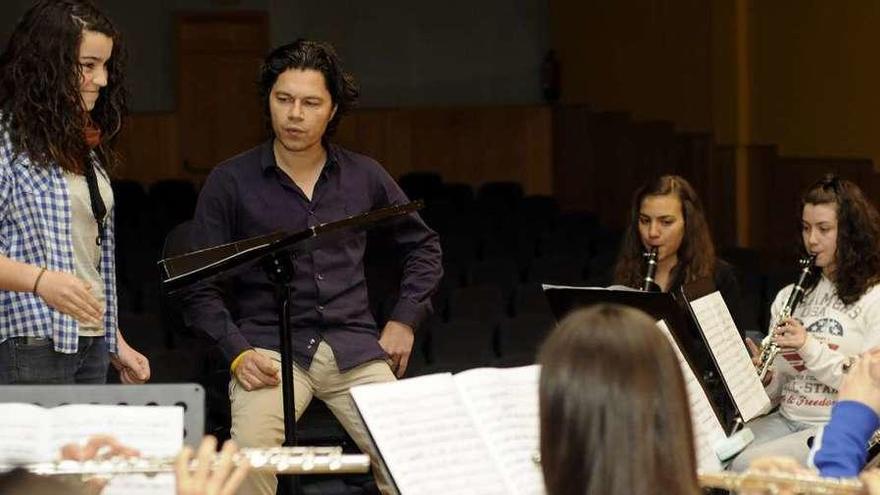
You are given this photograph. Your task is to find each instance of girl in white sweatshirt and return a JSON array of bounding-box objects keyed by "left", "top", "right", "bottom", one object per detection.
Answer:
[{"left": 731, "top": 174, "right": 880, "bottom": 470}]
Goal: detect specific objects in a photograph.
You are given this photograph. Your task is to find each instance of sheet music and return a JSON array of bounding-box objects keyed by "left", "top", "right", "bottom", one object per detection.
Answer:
[
  {"left": 688, "top": 292, "right": 771, "bottom": 421},
  {"left": 0, "top": 404, "right": 53, "bottom": 464},
  {"left": 351, "top": 373, "right": 510, "bottom": 495},
  {"left": 656, "top": 321, "right": 725, "bottom": 472},
  {"left": 49, "top": 405, "right": 183, "bottom": 495},
  {"left": 455, "top": 366, "right": 544, "bottom": 495}
]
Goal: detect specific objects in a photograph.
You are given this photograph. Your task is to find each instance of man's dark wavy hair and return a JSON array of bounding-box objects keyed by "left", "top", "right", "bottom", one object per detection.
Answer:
[
  {"left": 799, "top": 174, "right": 880, "bottom": 304},
  {"left": 0, "top": 0, "right": 127, "bottom": 172},
  {"left": 259, "top": 39, "right": 358, "bottom": 137}
]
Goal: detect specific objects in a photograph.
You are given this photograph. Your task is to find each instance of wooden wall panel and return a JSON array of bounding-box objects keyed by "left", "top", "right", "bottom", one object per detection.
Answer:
[
  {"left": 115, "top": 105, "right": 880, "bottom": 270},
  {"left": 119, "top": 106, "right": 554, "bottom": 197},
  {"left": 335, "top": 106, "right": 554, "bottom": 195},
  {"left": 552, "top": 105, "right": 602, "bottom": 214}
]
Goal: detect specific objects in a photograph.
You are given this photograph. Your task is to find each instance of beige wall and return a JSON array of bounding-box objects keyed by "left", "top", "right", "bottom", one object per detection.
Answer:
[
  {"left": 334, "top": 107, "right": 554, "bottom": 196},
  {"left": 749, "top": 1, "right": 880, "bottom": 166},
  {"left": 551, "top": 0, "right": 880, "bottom": 167},
  {"left": 549, "top": 0, "right": 714, "bottom": 131}
]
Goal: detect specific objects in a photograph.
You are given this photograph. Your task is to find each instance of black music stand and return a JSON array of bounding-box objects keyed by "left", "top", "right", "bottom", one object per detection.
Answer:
[
  {"left": 676, "top": 277, "right": 747, "bottom": 430},
  {"left": 542, "top": 284, "right": 739, "bottom": 431},
  {"left": 158, "top": 201, "right": 424, "bottom": 493}
]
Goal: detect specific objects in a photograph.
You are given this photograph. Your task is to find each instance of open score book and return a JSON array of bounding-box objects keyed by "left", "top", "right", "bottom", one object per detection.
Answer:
[{"left": 351, "top": 365, "right": 543, "bottom": 495}]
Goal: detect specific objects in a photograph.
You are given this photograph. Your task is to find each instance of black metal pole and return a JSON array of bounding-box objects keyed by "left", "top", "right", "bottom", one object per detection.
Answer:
[
  {"left": 264, "top": 254, "right": 299, "bottom": 494},
  {"left": 276, "top": 282, "right": 297, "bottom": 447}
]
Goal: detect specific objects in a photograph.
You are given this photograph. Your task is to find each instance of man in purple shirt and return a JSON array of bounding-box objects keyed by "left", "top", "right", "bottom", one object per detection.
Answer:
[{"left": 182, "top": 39, "right": 442, "bottom": 495}]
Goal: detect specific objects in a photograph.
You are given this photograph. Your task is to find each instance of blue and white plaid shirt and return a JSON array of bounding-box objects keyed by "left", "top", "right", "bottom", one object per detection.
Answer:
[{"left": 0, "top": 123, "right": 118, "bottom": 354}]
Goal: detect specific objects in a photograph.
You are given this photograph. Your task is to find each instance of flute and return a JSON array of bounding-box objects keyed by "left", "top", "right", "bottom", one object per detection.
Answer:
[
  {"left": 699, "top": 470, "right": 865, "bottom": 494},
  {"left": 2, "top": 446, "right": 370, "bottom": 479}
]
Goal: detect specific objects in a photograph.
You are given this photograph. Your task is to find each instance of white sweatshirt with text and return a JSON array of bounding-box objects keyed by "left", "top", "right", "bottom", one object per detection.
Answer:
[{"left": 766, "top": 276, "right": 880, "bottom": 425}]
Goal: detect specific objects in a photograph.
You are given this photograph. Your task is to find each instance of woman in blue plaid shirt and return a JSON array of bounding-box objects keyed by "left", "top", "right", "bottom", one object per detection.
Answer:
[{"left": 0, "top": 0, "right": 149, "bottom": 384}]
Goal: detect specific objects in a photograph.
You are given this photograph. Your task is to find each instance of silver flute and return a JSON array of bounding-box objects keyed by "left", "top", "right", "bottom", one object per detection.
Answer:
[
  {"left": 3, "top": 446, "right": 370, "bottom": 478},
  {"left": 756, "top": 254, "right": 817, "bottom": 381},
  {"left": 699, "top": 470, "right": 865, "bottom": 494}
]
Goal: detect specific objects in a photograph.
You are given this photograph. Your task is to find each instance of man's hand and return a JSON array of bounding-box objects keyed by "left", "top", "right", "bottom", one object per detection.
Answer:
[
  {"left": 233, "top": 350, "right": 280, "bottom": 391},
  {"left": 379, "top": 320, "right": 414, "bottom": 378},
  {"left": 111, "top": 331, "right": 151, "bottom": 384},
  {"left": 746, "top": 337, "right": 774, "bottom": 385},
  {"left": 36, "top": 270, "right": 103, "bottom": 326},
  {"left": 839, "top": 348, "right": 880, "bottom": 415}
]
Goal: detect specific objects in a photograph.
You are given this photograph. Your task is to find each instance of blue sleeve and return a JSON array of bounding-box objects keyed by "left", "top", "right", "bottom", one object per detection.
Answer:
[{"left": 814, "top": 401, "right": 879, "bottom": 477}]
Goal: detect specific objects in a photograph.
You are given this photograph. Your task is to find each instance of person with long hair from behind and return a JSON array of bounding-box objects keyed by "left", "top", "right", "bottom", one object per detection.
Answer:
[
  {"left": 0, "top": 0, "right": 149, "bottom": 384},
  {"left": 538, "top": 304, "right": 700, "bottom": 495},
  {"left": 613, "top": 174, "right": 752, "bottom": 334},
  {"left": 731, "top": 174, "right": 880, "bottom": 471}
]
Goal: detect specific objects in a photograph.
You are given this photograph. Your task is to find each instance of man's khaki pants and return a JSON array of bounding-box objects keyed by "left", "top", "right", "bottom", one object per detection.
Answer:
[{"left": 230, "top": 342, "right": 397, "bottom": 495}]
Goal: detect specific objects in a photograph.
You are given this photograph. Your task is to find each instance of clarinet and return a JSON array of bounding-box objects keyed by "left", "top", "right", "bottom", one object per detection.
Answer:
[
  {"left": 641, "top": 246, "right": 661, "bottom": 292},
  {"left": 755, "top": 254, "right": 817, "bottom": 381}
]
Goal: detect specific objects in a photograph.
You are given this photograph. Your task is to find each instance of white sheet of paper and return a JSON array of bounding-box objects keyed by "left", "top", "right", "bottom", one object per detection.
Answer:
[
  {"left": 351, "top": 373, "right": 509, "bottom": 495},
  {"left": 656, "top": 320, "right": 726, "bottom": 472},
  {"left": 689, "top": 292, "right": 771, "bottom": 421},
  {"left": 0, "top": 403, "right": 53, "bottom": 464},
  {"left": 49, "top": 405, "right": 183, "bottom": 495},
  {"left": 455, "top": 365, "right": 544, "bottom": 495}
]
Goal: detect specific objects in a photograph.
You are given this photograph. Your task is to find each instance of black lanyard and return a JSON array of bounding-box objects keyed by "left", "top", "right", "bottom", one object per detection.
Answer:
[{"left": 83, "top": 160, "right": 107, "bottom": 246}]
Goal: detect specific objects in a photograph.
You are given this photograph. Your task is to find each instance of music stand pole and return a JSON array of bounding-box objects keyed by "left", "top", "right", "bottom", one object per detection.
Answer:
[{"left": 263, "top": 253, "right": 299, "bottom": 494}]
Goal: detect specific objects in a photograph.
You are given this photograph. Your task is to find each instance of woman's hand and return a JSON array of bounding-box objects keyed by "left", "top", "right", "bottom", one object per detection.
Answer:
[
  {"left": 175, "top": 436, "right": 249, "bottom": 495},
  {"left": 745, "top": 337, "right": 774, "bottom": 385},
  {"left": 35, "top": 270, "right": 103, "bottom": 326},
  {"left": 111, "top": 331, "right": 151, "bottom": 384},
  {"left": 861, "top": 467, "right": 880, "bottom": 495},
  {"left": 772, "top": 317, "right": 808, "bottom": 350},
  {"left": 59, "top": 435, "right": 140, "bottom": 495},
  {"left": 838, "top": 348, "right": 880, "bottom": 414}
]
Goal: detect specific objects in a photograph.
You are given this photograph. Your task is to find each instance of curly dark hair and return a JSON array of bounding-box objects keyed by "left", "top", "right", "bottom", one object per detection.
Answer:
[
  {"left": 0, "top": 0, "right": 127, "bottom": 173},
  {"left": 799, "top": 174, "right": 880, "bottom": 304},
  {"left": 613, "top": 175, "right": 716, "bottom": 289},
  {"left": 259, "top": 39, "right": 358, "bottom": 137}
]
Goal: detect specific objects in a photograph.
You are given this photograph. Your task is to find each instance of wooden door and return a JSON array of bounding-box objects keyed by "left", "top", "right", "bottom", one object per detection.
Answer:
[{"left": 177, "top": 12, "right": 269, "bottom": 175}]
